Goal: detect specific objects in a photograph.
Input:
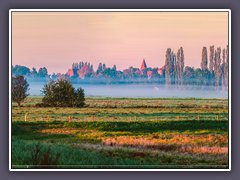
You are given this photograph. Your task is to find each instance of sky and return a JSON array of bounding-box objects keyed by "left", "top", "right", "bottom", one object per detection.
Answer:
[{"left": 12, "top": 11, "right": 229, "bottom": 74}]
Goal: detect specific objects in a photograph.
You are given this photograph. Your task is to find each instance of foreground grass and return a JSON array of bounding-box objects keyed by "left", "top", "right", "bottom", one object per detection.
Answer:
[
  {"left": 12, "top": 138, "right": 227, "bottom": 169},
  {"left": 11, "top": 97, "right": 229, "bottom": 169}
]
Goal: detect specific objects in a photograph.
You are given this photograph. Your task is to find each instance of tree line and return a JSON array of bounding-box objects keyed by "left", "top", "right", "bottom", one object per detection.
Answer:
[
  {"left": 165, "top": 45, "right": 228, "bottom": 87},
  {"left": 12, "top": 45, "right": 229, "bottom": 87},
  {"left": 12, "top": 65, "right": 48, "bottom": 79}
]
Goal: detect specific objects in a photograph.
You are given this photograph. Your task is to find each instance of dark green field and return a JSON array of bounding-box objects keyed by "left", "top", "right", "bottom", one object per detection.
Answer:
[{"left": 12, "top": 97, "right": 229, "bottom": 169}]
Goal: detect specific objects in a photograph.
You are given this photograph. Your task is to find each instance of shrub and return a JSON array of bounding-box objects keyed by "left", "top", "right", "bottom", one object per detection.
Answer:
[
  {"left": 74, "top": 88, "right": 85, "bottom": 107},
  {"left": 12, "top": 76, "right": 29, "bottom": 107},
  {"left": 41, "top": 79, "right": 85, "bottom": 107}
]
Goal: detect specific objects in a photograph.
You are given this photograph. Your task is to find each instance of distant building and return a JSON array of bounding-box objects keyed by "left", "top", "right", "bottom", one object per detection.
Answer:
[
  {"left": 140, "top": 59, "right": 147, "bottom": 71},
  {"left": 67, "top": 61, "right": 94, "bottom": 79},
  {"left": 157, "top": 66, "right": 165, "bottom": 76},
  {"left": 77, "top": 63, "right": 93, "bottom": 79},
  {"left": 147, "top": 70, "right": 152, "bottom": 79},
  {"left": 67, "top": 69, "right": 74, "bottom": 77}
]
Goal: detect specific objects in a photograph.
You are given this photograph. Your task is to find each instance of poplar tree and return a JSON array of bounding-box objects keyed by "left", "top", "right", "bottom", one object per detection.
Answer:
[
  {"left": 224, "top": 45, "right": 229, "bottom": 87},
  {"left": 177, "top": 47, "right": 184, "bottom": 85},
  {"left": 209, "top": 46, "right": 215, "bottom": 72},
  {"left": 201, "top": 47, "right": 208, "bottom": 70},
  {"left": 215, "top": 47, "right": 222, "bottom": 86}
]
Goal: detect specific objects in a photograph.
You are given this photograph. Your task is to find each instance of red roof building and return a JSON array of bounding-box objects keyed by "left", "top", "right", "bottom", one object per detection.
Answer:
[
  {"left": 67, "top": 69, "right": 74, "bottom": 77},
  {"left": 77, "top": 64, "right": 92, "bottom": 79},
  {"left": 147, "top": 70, "right": 153, "bottom": 79},
  {"left": 140, "top": 59, "right": 147, "bottom": 71},
  {"left": 157, "top": 66, "right": 165, "bottom": 76}
]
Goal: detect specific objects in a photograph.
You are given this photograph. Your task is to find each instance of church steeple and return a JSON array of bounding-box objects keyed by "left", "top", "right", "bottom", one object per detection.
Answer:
[{"left": 140, "top": 59, "right": 147, "bottom": 71}]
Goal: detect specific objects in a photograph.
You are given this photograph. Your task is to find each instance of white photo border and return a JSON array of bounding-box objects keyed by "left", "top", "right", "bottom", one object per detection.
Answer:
[{"left": 9, "top": 9, "right": 231, "bottom": 171}]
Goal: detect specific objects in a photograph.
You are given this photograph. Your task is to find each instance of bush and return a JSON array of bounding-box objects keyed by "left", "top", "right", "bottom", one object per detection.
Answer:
[
  {"left": 12, "top": 76, "right": 29, "bottom": 107},
  {"left": 74, "top": 87, "right": 85, "bottom": 107},
  {"left": 41, "top": 79, "right": 85, "bottom": 107}
]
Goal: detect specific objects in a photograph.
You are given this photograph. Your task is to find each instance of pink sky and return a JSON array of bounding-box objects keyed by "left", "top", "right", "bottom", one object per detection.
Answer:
[{"left": 12, "top": 11, "right": 228, "bottom": 74}]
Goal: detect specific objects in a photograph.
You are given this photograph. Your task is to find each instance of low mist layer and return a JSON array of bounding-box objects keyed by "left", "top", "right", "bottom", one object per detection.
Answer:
[{"left": 28, "top": 81, "right": 228, "bottom": 99}]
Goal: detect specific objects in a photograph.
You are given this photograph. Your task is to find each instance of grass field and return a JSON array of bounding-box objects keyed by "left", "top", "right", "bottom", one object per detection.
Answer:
[{"left": 11, "top": 97, "right": 229, "bottom": 169}]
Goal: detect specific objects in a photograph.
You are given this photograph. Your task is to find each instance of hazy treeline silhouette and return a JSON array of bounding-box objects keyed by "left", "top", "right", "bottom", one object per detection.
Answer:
[
  {"left": 164, "top": 45, "right": 228, "bottom": 87},
  {"left": 12, "top": 45, "right": 229, "bottom": 87}
]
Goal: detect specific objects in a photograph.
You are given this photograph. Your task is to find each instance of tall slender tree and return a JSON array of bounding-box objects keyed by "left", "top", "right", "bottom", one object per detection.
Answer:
[
  {"left": 201, "top": 47, "right": 208, "bottom": 70},
  {"left": 215, "top": 47, "right": 222, "bottom": 86},
  {"left": 224, "top": 45, "right": 229, "bottom": 87},
  {"left": 165, "top": 48, "right": 177, "bottom": 85},
  {"left": 209, "top": 46, "right": 215, "bottom": 73},
  {"left": 177, "top": 47, "right": 184, "bottom": 85},
  {"left": 165, "top": 48, "right": 172, "bottom": 86},
  {"left": 221, "top": 48, "right": 226, "bottom": 86}
]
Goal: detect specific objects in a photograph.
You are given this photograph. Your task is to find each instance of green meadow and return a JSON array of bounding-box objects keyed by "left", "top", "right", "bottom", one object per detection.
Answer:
[{"left": 12, "top": 97, "right": 229, "bottom": 169}]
